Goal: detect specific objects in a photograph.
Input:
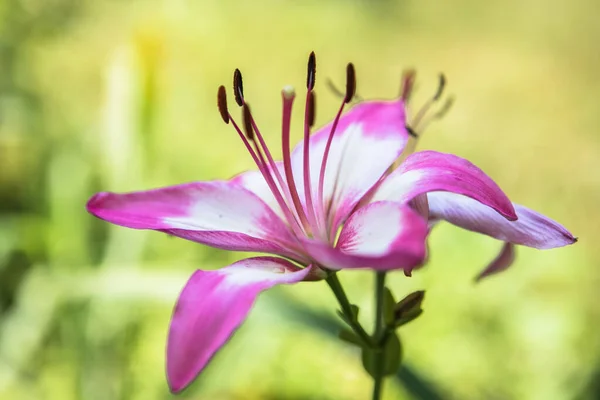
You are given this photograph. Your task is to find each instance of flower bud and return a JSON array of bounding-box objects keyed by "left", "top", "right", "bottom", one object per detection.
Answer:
[{"left": 393, "top": 290, "right": 425, "bottom": 327}]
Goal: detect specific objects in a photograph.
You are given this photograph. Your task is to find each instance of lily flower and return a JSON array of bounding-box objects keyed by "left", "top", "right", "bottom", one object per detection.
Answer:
[{"left": 86, "top": 54, "right": 575, "bottom": 393}]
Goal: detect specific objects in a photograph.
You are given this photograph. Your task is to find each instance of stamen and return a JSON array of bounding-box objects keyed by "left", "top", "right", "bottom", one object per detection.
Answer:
[
  {"left": 326, "top": 77, "right": 363, "bottom": 103},
  {"left": 281, "top": 87, "right": 311, "bottom": 231},
  {"left": 412, "top": 73, "right": 447, "bottom": 129},
  {"left": 307, "top": 51, "right": 316, "bottom": 90},
  {"left": 233, "top": 69, "right": 244, "bottom": 107},
  {"left": 234, "top": 70, "right": 295, "bottom": 210},
  {"left": 406, "top": 125, "right": 418, "bottom": 138},
  {"left": 400, "top": 69, "right": 416, "bottom": 103},
  {"left": 228, "top": 112, "right": 304, "bottom": 237},
  {"left": 317, "top": 62, "right": 355, "bottom": 240},
  {"left": 398, "top": 75, "right": 452, "bottom": 169},
  {"left": 344, "top": 63, "right": 356, "bottom": 104},
  {"left": 433, "top": 95, "right": 454, "bottom": 119},
  {"left": 296, "top": 52, "right": 322, "bottom": 236},
  {"left": 399, "top": 70, "right": 418, "bottom": 138},
  {"left": 242, "top": 104, "right": 254, "bottom": 140},
  {"left": 234, "top": 72, "right": 298, "bottom": 218},
  {"left": 302, "top": 79, "right": 319, "bottom": 235},
  {"left": 326, "top": 78, "right": 345, "bottom": 98},
  {"left": 228, "top": 71, "right": 305, "bottom": 236},
  {"left": 433, "top": 73, "right": 446, "bottom": 101},
  {"left": 217, "top": 85, "right": 230, "bottom": 124},
  {"left": 416, "top": 95, "right": 455, "bottom": 133},
  {"left": 243, "top": 98, "right": 301, "bottom": 226},
  {"left": 307, "top": 91, "right": 316, "bottom": 128}
]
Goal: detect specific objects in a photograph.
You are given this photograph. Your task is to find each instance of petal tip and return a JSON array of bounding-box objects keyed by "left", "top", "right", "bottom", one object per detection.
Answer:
[
  {"left": 474, "top": 242, "right": 516, "bottom": 283},
  {"left": 167, "top": 377, "right": 187, "bottom": 395},
  {"left": 166, "top": 360, "right": 196, "bottom": 394},
  {"left": 505, "top": 208, "right": 518, "bottom": 221},
  {"left": 541, "top": 222, "right": 577, "bottom": 249},
  {"left": 497, "top": 200, "right": 518, "bottom": 221},
  {"left": 86, "top": 192, "right": 108, "bottom": 214}
]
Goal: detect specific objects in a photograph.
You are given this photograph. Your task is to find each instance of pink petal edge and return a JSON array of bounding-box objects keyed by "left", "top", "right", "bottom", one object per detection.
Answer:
[
  {"left": 427, "top": 191, "right": 576, "bottom": 249},
  {"left": 475, "top": 242, "right": 516, "bottom": 282},
  {"left": 372, "top": 150, "right": 517, "bottom": 221},
  {"left": 166, "top": 257, "right": 311, "bottom": 393}
]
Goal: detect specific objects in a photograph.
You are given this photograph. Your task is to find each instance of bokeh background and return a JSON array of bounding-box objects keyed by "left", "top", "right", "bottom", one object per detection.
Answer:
[{"left": 0, "top": 0, "right": 598, "bottom": 399}]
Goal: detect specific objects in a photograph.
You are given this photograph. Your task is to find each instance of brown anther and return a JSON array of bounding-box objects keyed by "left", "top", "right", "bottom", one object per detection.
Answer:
[
  {"left": 344, "top": 63, "right": 356, "bottom": 104},
  {"left": 242, "top": 103, "right": 254, "bottom": 140},
  {"left": 217, "top": 85, "right": 230, "bottom": 124},
  {"left": 406, "top": 125, "right": 418, "bottom": 138},
  {"left": 233, "top": 69, "right": 244, "bottom": 107},
  {"left": 400, "top": 69, "right": 416, "bottom": 102},
  {"left": 433, "top": 73, "right": 446, "bottom": 101},
  {"left": 307, "top": 51, "right": 316, "bottom": 90},
  {"left": 307, "top": 91, "right": 316, "bottom": 128}
]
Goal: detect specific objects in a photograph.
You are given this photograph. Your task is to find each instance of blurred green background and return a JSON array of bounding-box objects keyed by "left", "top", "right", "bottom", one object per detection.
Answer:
[{"left": 0, "top": 0, "right": 597, "bottom": 399}]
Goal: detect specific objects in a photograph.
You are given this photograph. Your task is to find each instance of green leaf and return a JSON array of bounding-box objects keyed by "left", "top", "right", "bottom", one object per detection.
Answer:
[
  {"left": 361, "top": 347, "right": 378, "bottom": 379},
  {"left": 349, "top": 303, "right": 360, "bottom": 319},
  {"left": 336, "top": 309, "right": 352, "bottom": 326},
  {"left": 395, "top": 309, "right": 423, "bottom": 328},
  {"left": 336, "top": 304, "right": 360, "bottom": 326},
  {"left": 361, "top": 331, "right": 403, "bottom": 378},
  {"left": 381, "top": 332, "right": 402, "bottom": 376},
  {"left": 338, "top": 328, "right": 366, "bottom": 347}
]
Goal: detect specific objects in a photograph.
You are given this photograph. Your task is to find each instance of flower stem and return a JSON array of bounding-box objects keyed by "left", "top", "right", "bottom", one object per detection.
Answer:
[
  {"left": 374, "top": 272, "right": 386, "bottom": 340},
  {"left": 372, "top": 378, "right": 384, "bottom": 400},
  {"left": 372, "top": 271, "right": 387, "bottom": 400},
  {"left": 326, "top": 273, "right": 373, "bottom": 347}
]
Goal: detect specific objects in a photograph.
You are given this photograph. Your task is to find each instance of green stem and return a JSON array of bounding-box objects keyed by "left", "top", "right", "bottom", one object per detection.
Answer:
[
  {"left": 326, "top": 273, "right": 373, "bottom": 347},
  {"left": 372, "top": 272, "right": 387, "bottom": 400},
  {"left": 372, "top": 377, "right": 384, "bottom": 400},
  {"left": 374, "top": 272, "right": 386, "bottom": 340}
]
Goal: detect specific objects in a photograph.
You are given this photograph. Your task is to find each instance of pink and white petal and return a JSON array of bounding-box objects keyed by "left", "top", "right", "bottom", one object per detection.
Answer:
[
  {"left": 372, "top": 150, "right": 517, "bottom": 220},
  {"left": 302, "top": 201, "right": 428, "bottom": 271},
  {"left": 427, "top": 191, "right": 577, "bottom": 249},
  {"left": 290, "top": 99, "right": 410, "bottom": 230},
  {"left": 167, "top": 257, "right": 311, "bottom": 393},
  {"left": 230, "top": 162, "right": 287, "bottom": 220},
  {"left": 475, "top": 242, "right": 516, "bottom": 282},
  {"left": 86, "top": 181, "right": 303, "bottom": 258}
]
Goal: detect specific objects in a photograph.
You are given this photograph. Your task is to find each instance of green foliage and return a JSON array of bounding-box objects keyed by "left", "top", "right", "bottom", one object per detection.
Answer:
[
  {"left": 362, "top": 332, "right": 403, "bottom": 379},
  {"left": 336, "top": 303, "right": 360, "bottom": 326}
]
